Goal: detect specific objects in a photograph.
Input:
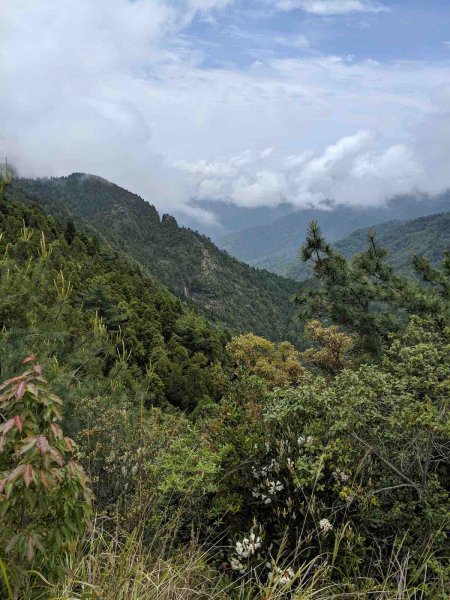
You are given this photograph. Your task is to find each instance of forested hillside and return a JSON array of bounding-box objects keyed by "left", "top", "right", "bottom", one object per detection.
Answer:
[
  {"left": 7, "top": 175, "right": 301, "bottom": 344},
  {"left": 287, "top": 212, "right": 450, "bottom": 280},
  {"left": 220, "top": 193, "right": 450, "bottom": 276},
  {"left": 1, "top": 175, "right": 449, "bottom": 598},
  {"left": 0, "top": 195, "right": 231, "bottom": 412}
]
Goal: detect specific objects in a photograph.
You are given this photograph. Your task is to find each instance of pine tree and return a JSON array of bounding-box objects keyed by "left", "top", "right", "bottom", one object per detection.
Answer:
[{"left": 298, "top": 221, "right": 449, "bottom": 357}]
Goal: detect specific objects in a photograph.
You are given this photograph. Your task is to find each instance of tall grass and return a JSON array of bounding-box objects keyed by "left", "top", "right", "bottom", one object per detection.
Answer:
[{"left": 6, "top": 515, "right": 445, "bottom": 600}]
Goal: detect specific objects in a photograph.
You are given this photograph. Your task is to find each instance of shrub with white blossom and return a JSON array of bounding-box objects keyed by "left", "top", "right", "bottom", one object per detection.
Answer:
[{"left": 216, "top": 318, "right": 449, "bottom": 590}]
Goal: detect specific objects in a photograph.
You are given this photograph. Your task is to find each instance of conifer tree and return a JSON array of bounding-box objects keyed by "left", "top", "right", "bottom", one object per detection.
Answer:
[{"left": 298, "top": 221, "right": 450, "bottom": 356}]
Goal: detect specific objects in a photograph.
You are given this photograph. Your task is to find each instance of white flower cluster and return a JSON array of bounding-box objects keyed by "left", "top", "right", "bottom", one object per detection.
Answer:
[
  {"left": 268, "top": 480, "right": 284, "bottom": 495},
  {"left": 332, "top": 468, "right": 350, "bottom": 483},
  {"left": 319, "top": 518, "right": 333, "bottom": 533},
  {"left": 252, "top": 458, "right": 279, "bottom": 480},
  {"left": 230, "top": 557, "right": 245, "bottom": 573},
  {"left": 252, "top": 479, "right": 284, "bottom": 504},
  {"left": 235, "top": 532, "right": 262, "bottom": 559},
  {"left": 297, "top": 435, "right": 314, "bottom": 446},
  {"left": 267, "top": 565, "right": 295, "bottom": 586},
  {"left": 230, "top": 531, "right": 262, "bottom": 573},
  {"left": 252, "top": 456, "right": 285, "bottom": 504}
]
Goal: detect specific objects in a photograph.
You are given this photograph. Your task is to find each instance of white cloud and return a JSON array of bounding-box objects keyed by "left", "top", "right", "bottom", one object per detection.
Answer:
[
  {"left": 177, "top": 131, "right": 423, "bottom": 209},
  {"left": 272, "top": 0, "right": 388, "bottom": 16},
  {"left": 0, "top": 0, "right": 449, "bottom": 226},
  {"left": 0, "top": 0, "right": 230, "bottom": 220}
]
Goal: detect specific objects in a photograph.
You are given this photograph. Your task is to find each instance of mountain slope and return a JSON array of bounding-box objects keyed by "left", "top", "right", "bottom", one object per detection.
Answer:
[
  {"left": 219, "top": 193, "right": 450, "bottom": 276},
  {"left": 287, "top": 212, "right": 450, "bottom": 280},
  {"left": 336, "top": 212, "right": 450, "bottom": 274},
  {"left": 0, "top": 193, "right": 232, "bottom": 411},
  {"left": 7, "top": 174, "right": 301, "bottom": 343}
]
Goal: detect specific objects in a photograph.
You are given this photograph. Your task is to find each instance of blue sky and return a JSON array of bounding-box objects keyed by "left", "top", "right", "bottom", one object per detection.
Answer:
[
  {"left": 183, "top": 0, "right": 450, "bottom": 66},
  {"left": 1, "top": 0, "right": 450, "bottom": 225}
]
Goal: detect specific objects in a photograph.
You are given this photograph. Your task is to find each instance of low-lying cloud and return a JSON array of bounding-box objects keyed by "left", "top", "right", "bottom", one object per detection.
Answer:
[{"left": 176, "top": 115, "right": 450, "bottom": 211}]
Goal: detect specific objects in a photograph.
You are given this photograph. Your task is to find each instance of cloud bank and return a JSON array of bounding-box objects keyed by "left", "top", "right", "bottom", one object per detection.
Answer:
[
  {"left": 177, "top": 131, "right": 422, "bottom": 209},
  {"left": 1, "top": 1, "right": 450, "bottom": 224}
]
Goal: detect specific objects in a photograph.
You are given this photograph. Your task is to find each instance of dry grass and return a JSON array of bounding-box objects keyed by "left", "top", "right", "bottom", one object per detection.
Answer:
[{"left": 2, "top": 517, "right": 445, "bottom": 600}]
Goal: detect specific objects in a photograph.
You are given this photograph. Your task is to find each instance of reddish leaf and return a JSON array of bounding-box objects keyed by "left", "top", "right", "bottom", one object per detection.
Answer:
[
  {"left": 23, "top": 464, "right": 33, "bottom": 488},
  {"left": 13, "top": 415, "right": 23, "bottom": 432},
  {"left": 50, "top": 447, "right": 64, "bottom": 466},
  {"left": 22, "top": 355, "right": 37, "bottom": 364},
  {"left": 38, "top": 470, "right": 49, "bottom": 489},
  {"left": 36, "top": 435, "right": 49, "bottom": 453},
  {"left": 49, "top": 422, "right": 62, "bottom": 439},
  {"left": 0, "top": 373, "right": 28, "bottom": 391},
  {"left": 0, "top": 418, "right": 15, "bottom": 435},
  {"left": 64, "top": 436, "right": 75, "bottom": 452},
  {"left": 15, "top": 381, "right": 26, "bottom": 399},
  {"left": 32, "top": 364, "right": 43, "bottom": 376}
]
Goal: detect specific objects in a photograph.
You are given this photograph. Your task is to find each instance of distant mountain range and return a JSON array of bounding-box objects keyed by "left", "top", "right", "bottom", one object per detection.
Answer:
[
  {"left": 174, "top": 199, "right": 296, "bottom": 241},
  {"left": 7, "top": 174, "right": 302, "bottom": 344},
  {"left": 219, "top": 193, "right": 450, "bottom": 277}
]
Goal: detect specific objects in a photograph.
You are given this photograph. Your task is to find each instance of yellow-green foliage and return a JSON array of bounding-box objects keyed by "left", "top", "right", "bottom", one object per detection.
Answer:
[
  {"left": 227, "top": 333, "right": 306, "bottom": 389},
  {"left": 215, "top": 318, "right": 449, "bottom": 592},
  {"left": 302, "top": 319, "right": 353, "bottom": 373}
]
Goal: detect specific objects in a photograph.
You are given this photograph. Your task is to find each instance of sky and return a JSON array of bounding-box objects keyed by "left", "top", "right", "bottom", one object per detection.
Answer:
[{"left": 1, "top": 0, "right": 450, "bottom": 227}]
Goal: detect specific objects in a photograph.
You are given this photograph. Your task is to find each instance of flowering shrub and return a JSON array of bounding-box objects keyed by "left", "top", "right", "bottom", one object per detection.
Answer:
[
  {"left": 74, "top": 396, "right": 222, "bottom": 537},
  {"left": 215, "top": 318, "right": 449, "bottom": 589}
]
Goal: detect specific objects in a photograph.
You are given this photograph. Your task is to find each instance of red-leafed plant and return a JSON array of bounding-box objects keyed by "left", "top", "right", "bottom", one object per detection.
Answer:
[{"left": 0, "top": 355, "right": 92, "bottom": 586}]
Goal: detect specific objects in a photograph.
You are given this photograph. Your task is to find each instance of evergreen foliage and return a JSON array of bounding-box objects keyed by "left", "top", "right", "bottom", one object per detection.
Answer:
[
  {"left": 288, "top": 212, "right": 450, "bottom": 281},
  {"left": 0, "top": 194, "right": 230, "bottom": 414},
  {"left": 297, "top": 221, "right": 449, "bottom": 356}
]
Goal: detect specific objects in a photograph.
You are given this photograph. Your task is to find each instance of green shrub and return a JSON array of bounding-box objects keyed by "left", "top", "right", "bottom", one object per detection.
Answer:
[
  {"left": 0, "top": 355, "right": 92, "bottom": 590},
  {"left": 215, "top": 318, "right": 449, "bottom": 593}
]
